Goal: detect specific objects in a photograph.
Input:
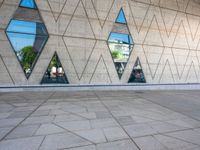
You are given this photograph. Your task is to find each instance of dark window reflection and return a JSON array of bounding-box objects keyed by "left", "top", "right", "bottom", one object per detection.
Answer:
[
  {"left": 129, "top": 58, "right": 146, "bottom": 83},
  {"left": 6, "top": 19, "right": 48, "bottom": 78},
  {"left": 41, "top": 53, "right": 69, "bottom": 84},
  {"left": 20, "top": 0, "right": 36, "bottom": 9}
]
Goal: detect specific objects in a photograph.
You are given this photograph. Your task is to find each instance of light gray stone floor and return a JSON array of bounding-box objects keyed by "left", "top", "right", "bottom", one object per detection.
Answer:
[{"left": 0, "top": 90, "right": 200, "bottom": 150}]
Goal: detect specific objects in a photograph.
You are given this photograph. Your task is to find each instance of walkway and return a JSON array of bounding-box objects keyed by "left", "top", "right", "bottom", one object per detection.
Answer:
[{"left": 0, "top": 90, "right": 200, "bottom": 150}]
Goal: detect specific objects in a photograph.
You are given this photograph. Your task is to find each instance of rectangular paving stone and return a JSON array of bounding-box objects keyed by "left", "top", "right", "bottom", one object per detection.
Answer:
[
  {"left": 0, "top": 118, "right": 23, "bottom": 128},
  {"left": 103, "top": 127, "right": 129, "bottom": 141},
  {"left": 56, "top": 120, "right": 91, "bottom": 131},
  {"left": 90, "top": 118, "right": 119, "bottom": 129},
  {"left": 0, "top": 136, "right": 44, "bottom": 150},
  {"left": 6, "top": 124, "right": 39, "bottom": 139},
  {"left": 35, "top": 123, "right": 65, "bottom": 135},
  {"left": 96, "top": 139, "right": 139, "bottom": 150},
  {"left": 22, "top": 116, "right": 55, "bottom": 125},
  {"left": 39, "top": 132, "right": 91, "bottom": 150}
]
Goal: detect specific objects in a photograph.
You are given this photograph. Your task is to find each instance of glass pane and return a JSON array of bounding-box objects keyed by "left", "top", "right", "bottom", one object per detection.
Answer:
[
  {"left": 129, "top": 58, "right": 146, "bottom": 83},
  {"left": 116, "top": 8, "right": 126, "bottom": 24},
  {"left": 20, "top": 0, "right": 36, "bottom": 9},
  {"left": 108, "top": 32, "right": 133, "bottom": 44},
  {"left": 7, "top": 20, "right": 48, "bottom": 35},
  {"left": 41, "top": 53, "right": 69, "bottom": 84},
  {"left": 6, "top": 32, "right": 48, "bottom": 77}
]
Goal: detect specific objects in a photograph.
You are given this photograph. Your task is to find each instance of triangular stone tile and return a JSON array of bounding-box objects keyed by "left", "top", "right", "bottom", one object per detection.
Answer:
[
  {"left": 161, "top": 8, "right": 177, "bottom": 36},
  {"left": 0, "top": 57, "right": 13, "bottom": 84},
  {"left": 143, "top": 17, "right": 163, "bottom": 46},
  {"left": 159, "top": 60, "right": 174, "bottom": 83},
  {"left": 143, "top": 45, "right": 164, "bottom": 78},
  {"left": 177, "top": 0, "right": 190, "bottom": 11},
  {"left": 129, "top": 1, "right": 149, "bottom": 32},
  {"left": 65, "top": 1, "right": 95, "bottom": 38},
  {"left": 172, "top": 48, "right": 189, "bottom": 78},
  {"left": 90, "top": 57, "right": 111, "bottom": 84},
  {"left": 159, "top": 0, "right": 178, "bottom": 10},
  {"left": 63, "top": 37, "right": 96, "bottom": 79},
  {"left": 173, "top": 22, "right": 189, "bottom": 49},
  {"left": 92, "top": 0, "right": 114, "bottom": 27},
  {"left": 187, "top": 14, "right": 200, "bottom": 40},
  {"left": 48, "top": 0, "right": 67, "bottom": 21},
  {"left": 186, "top": 62, "right": 198, "bottom": 83}
]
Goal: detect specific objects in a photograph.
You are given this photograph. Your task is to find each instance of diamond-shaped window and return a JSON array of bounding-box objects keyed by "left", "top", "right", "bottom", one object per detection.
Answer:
[
  {"left": 6, "top": 19, "right": 48, "bottom": 78},
  {"left": 41, "top": 53, "right": 69, "bottom": 84},
  {"left": 108, "top": 8, "right": 134, "bottom": 79},
  {"left": 20, "top": 0, "right": 36, "bottom": 9},
  {"left": 128, "top": 57, "right": 146, "bottom": 83}
]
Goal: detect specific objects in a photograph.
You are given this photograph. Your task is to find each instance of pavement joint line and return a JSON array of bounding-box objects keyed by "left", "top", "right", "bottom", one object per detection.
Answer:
[
  {"left": 160, "top": 132, "right": 200, "bottom": 147},
  {"left": 93, "top": 91, "right": 142, "bottom": 150},
  {"left": 138, "top": 95, "right": 200, "bottom": 122},
  {"left": 52, "top": 122, "right": 96, "bottom": 145},
  {"left": 0, "top": 91, "right": 56, "bottom": 142}
]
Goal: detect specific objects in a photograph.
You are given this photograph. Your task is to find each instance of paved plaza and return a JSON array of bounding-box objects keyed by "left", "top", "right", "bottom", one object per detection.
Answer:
[{"left": 0, "top": 90, "right": 200, "bottom": 150}]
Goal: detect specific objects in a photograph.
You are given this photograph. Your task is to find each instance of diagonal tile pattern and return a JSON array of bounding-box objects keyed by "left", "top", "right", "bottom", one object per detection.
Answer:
[{"left": 0, "top": 90, "right": 200, "bottom": 149}]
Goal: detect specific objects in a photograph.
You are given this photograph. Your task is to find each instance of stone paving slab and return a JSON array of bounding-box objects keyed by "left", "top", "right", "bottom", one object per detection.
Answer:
[{"left": 0, "top": 90, "right": 200, "bottom": 149}]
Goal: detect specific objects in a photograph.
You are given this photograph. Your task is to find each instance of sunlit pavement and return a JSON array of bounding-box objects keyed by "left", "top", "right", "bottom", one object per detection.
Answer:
[{"left": 0, "top": 90, "right": 200, "bottom": 150}]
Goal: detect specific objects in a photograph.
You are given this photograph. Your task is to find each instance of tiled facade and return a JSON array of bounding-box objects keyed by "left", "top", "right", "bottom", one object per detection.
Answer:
[{"left": 1, "top": 0, "right": 200, "bottom": 85}]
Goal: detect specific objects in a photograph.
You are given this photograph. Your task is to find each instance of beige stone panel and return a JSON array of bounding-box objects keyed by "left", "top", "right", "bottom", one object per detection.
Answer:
[
  {"left": 0, "top": 56, "right": 13, "bottom": 85},
  {"left": 159, "top": 0, "right": 178, "bottom": 11},
  {"left": 0, "top": 4, "right": 17, "bottom": 29},
  {"left": 151, "top": 0, "right": 160, "bottom": 6},
  {"left": 135, "top": 0, "right": 151, "bottom": 4},
  {"left": 159, "top": 60, "right": 175, "bottom": 83},
  {"left": 186, "top": 0, "right": 200, "bottom": 16},
  {"left": 89, "top": 57, "right": 112, "bottom": 84},
  {"left": 63, "top": 37, "right": 96, "bottom": 79},
  {"left": 143, "top": 45, "right": 164, "bottom": 79},
  {"left": 186, "top": 14, "right": 200, "bottom": 50},
  {"left": 80, "top": 40, "right": 119, "bottom": 84},
  {"left": 172, "top": 48, "right": 189, "bottom": 79},
  {"left": 177, "top": 0, "right": 190, "bottom": 12},
  {"left": 143, "top": 17, "right": 164, "bottom": 46},
  {"left": 129, "top": 1, "right": 150, "bottom": 33},
  {"left": 3, "top": 0, "right": 20, "bottom": 5},
  {"left": 62, "top": 0, "right": 80, "bottom": 15},
  {"left": 160, "top": 8, "right": 177, "bottom": 35},
  {"left": 2, "top": 56, "right": 27, "bottom": 84},
  {"left": 65, "top": 0, "right": 95, "bottom": 39},
  {"left": 90, "top": 0, "right": 114, "bottom": 27},
  {"left": 185, "top": 62, "right": 198, "bottom": 83},
  {"left": 172, "top": 22, "right": 190, "bottom": 49},
  {"left": 47, "top": 0, "right": 67, "bottom": 20}
]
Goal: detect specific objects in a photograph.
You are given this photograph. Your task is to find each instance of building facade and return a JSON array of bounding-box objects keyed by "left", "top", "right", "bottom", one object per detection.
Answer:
[{"left": 0, "top": 0, "right": 200, "bottom": 85}]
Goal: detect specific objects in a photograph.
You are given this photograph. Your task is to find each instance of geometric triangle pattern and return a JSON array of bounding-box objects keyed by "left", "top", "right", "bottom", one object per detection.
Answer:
[
  {"left": 41, "top": 52, "right": 69, "bottom": 84},
  {"left": 128, "top": 57, "right": 146, "bottom": 83}
]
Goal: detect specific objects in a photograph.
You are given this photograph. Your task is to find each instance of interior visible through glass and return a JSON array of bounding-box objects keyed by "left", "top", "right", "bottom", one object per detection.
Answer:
[{"left": 41, "top": 53, "right": 69, "bottom": 84}]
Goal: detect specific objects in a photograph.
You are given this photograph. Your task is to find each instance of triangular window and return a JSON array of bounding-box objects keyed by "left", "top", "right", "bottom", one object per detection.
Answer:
[
  {"left": 20, "top": 0, "right": 36, "bottom": 9},
  {"left": 115, "top": 8, "right": 127, "bottom": 24},
  {"left": 41, "top": 53, "right": 69, "bottom": 84},
  {"left": 128, "top": 58, "right": 146, "bottom": 83}
]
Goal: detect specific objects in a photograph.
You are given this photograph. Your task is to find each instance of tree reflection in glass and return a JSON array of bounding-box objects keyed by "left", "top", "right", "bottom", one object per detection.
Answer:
[
  {"left": 6, "top": 19, "right": 48, "bottom": 78},
  {"left": 108, "top": 8, "right": 134, "bottom": 79},
  {"left": 41, "top": 53, "right": 69, "bottom": 84}
]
